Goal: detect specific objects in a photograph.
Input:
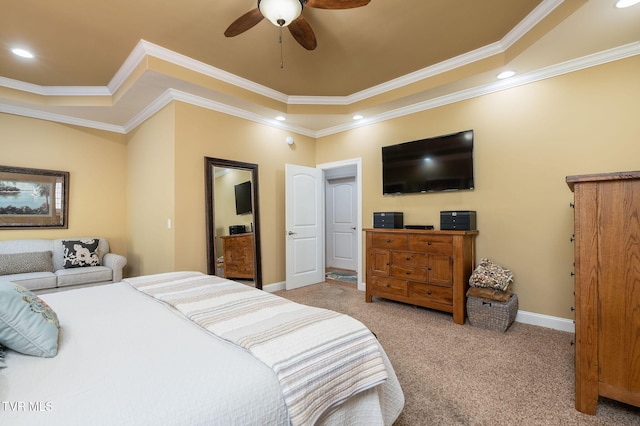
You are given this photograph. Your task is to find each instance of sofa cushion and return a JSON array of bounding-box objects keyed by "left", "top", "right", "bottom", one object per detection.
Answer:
[
  {"left": 0, "top": 251, "right": 54, "bottom": 276},
  {"left": 0, "top": 239, "right": 53, "bottom": 256},
  {"left": 0, "top": 281, "right": 59, "bottom": 358},
  {"left": 55, "top": 266, "right": 112, "bottom": 287},
  {"left": 62, "top": 239, "right": 101, "bottom": 268},
  {"left": 0, "top": 272, "right": 57, "bottom": 291}
]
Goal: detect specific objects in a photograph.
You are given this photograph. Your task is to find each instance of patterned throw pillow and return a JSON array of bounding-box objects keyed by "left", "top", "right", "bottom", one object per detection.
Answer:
[
  {"left": 0, "top": 345, "right": 6, "bottom": 369},
  {"left": 0, "top": 251, "right": 54, "bottom": 275},
  {"left": 0, "top": 281, "right": 60, "bottom": 359},
  {"left": 62, "top": 238, "right": 101, "bottom": 268},
  {"left": 469, "top": 258, "right": 513, "bottom": 292}
]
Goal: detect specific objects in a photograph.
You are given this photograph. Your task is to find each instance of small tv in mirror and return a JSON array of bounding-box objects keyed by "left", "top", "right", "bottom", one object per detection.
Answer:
[{"left": 234, "top": 181, "right": 252, "bottom": 215}]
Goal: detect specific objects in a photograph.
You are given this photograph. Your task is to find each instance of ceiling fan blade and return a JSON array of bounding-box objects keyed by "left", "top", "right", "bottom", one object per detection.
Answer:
[
  {"left": 305, "top": 0, "right": 370, "bottom": 9},
  {"left": 288, "top": 16, "right": 317, "bottom": 50},
  {"left": 224, "top": 8, "right": 264, "bottom": 37}
]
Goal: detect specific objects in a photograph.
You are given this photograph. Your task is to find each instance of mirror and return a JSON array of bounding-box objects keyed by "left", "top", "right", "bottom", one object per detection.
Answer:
[{"left": 205, "top": 157, "right": 262, "bottom": 289}]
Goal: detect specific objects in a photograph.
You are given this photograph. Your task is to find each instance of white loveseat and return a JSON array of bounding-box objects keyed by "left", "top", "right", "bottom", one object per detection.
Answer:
[{"left": 0, "top": 238, "right": 126, "bottom": 292}]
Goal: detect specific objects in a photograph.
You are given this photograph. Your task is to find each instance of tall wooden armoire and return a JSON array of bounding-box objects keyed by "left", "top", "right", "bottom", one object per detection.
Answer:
[{"left": 567, "top": 171, "right": 640, "bottom": 414}]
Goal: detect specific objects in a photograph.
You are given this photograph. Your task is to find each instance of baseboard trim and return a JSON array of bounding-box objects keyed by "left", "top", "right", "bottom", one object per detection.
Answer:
[
  {"left": 263, "top": 281, "right": 285, "bottom": 293},
  {"left": 264, "top": 281, "right": 575, "bottom": 333},
  {"left": 515, "top": 310, "right": 575, "bottom": 333}
]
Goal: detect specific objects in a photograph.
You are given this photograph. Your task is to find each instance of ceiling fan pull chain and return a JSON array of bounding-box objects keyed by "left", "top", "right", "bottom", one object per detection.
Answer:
[{"left": 279, "top": 27, "right": 285, "bottom": 69}]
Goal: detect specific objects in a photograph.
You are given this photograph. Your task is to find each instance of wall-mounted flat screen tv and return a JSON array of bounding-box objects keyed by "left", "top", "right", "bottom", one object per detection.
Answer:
[
  {"left": 382, "top": 130, "right": 474, "bottom": 194},
  {"left": 234, "top": 181, "right": 252, "bottom": 214}
]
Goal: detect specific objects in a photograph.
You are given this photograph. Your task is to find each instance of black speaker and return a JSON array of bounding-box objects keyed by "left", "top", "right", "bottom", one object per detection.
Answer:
[
  {"left": 440, "top": 211, "right": 477, "bottom": 230},
  {"left": 229, "top": 225, "right": 246, "bottom": 235},
  {"left": 373, "top": 212, "right": 404, "bottom": 229}
]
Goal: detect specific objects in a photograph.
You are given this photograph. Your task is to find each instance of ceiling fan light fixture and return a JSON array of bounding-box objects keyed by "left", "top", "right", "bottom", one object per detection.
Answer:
[{"left": 258, "top": 0, "right": 303, "bottom": 27}]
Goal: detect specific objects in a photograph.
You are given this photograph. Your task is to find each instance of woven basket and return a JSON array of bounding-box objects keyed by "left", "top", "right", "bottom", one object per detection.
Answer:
[{"left": 467, "top": 293, "right": 518, "bottom": 332}]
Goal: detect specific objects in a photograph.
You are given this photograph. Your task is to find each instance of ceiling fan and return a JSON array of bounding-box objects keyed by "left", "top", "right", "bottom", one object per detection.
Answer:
[{"left": 224, "top": 0, "right": 371, "bottom": 50}]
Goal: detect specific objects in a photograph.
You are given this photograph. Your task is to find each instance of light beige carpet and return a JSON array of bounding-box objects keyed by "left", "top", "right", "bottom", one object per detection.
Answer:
[{"left": 275, "top": 282, "right": 640, "bottom": 425}]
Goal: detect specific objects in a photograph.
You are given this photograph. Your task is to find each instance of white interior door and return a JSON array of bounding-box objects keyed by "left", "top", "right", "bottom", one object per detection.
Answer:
[
  {"left": 285, "top": 164, "right": 324, "bottom": 290},
  {"left": 326, "top": 176, "right": 357, "bottom": 271}
]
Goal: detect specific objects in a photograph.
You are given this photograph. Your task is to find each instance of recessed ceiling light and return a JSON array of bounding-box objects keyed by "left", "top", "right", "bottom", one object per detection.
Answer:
[
  {"left": 275, "top": 116, "right": 286, "bottom": 121},
  {"left": 353, "top": 115, "right": 363, "bottom": 120},
  {"left": 11, "top": 48, "right": 34, "bottom": 59},
  {"left": 497, "top": 70, "right": 516, "bottom": 79},
  {"left": 615, "top": 0, "right": 640, "bottom": 8}
]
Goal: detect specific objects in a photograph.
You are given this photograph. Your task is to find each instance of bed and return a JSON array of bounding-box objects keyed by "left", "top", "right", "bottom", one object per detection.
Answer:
[{"left": 0, "top": 272, "right": 404, "bottom": 425}]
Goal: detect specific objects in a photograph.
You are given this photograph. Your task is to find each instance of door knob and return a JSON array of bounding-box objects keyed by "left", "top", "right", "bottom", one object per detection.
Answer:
[{"left": 287, "top": 231, "right": 297, "bottom": 236}]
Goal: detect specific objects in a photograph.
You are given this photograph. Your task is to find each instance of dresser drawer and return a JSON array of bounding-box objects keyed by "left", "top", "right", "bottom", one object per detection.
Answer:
[
  {"left": 225, "top": 263, "right": 253, "bottom": 276},
  {"left": 371, "top": 233, "right": 408, "bottom": 250},
  {"left": 408, "top": 282, "right": 453, "bottom": 306},
  {"left": 390, "top": 265, "right": 427, "bottom": 282},
  {"left": 224, "top": 234, "right": 254, "bottom": 249},
  {"left": 391, "top": 251, "right": 427, "bottom": 267},
  {"left": 370, "top": 276, "right": 408, "bottom": 297},
  {"left": 408, "top": 234, "right": 453, "bottom": 254}
]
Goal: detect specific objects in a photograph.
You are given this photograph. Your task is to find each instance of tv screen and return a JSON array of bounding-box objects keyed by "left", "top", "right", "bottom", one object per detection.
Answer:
[
  {"left": 234, "top": 181, "right": 252, "bottom": 214},
  {"left": 382, "top": 130, "right": 474, "bottom": 194}
]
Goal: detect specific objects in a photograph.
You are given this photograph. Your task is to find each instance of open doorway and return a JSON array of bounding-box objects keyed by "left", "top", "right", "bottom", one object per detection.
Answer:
[{"left": 318, "top": 159, "right": 363, "bottom": 291}]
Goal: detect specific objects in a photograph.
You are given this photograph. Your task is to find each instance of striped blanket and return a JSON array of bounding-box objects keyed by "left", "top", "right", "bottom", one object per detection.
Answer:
[{"left": 125, "top": 272, "right": 388, "bottom": 426}]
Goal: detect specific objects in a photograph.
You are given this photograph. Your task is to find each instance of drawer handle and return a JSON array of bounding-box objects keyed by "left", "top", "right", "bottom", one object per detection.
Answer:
[
  {"left": 406, "top": 257, "right": 411, "bottom": 261},
  {"left": 405, "top": 271, "right": 411, "bottom": 275},
  {"left": 386, "top": 239, "right": 391, "bottom": 243},
  {"left": 428, "top": 267, "right": 432, "bottom": 271},
  {"left": 426, "top": 290, "right": 432, "bottom": 295},
  {"left": 427, "top": 242, "right": 432, "bottom": 245},
  {"left": 385, "top": 284, "right": 391, "bottom": 288}
]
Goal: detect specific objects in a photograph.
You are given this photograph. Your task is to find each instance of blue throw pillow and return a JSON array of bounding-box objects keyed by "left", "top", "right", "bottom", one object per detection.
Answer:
[{"left": 0, "top": 281, "right": 60, "bottom": 358}]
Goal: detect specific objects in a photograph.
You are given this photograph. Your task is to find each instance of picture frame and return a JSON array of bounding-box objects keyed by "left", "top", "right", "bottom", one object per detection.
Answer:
[{"left": 0, "top": 165, "right": 69, "bottom": 229}]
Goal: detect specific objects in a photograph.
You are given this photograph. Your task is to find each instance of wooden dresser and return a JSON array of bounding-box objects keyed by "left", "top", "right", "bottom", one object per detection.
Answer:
[
  {"left": 365, "top": 229, "right": 477, "bottom": 324},
  {"left": 221, "top": 233, "right": 255, "bottom": 280},
  {"left": 567, "top": 171, "right": 640, "bottom": 414}
]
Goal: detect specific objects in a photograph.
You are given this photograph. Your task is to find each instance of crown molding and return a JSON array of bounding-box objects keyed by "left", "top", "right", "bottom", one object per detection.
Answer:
[
  {"left": 289, "top": 0, "right": 564, "bottom": 106},
  {"left": 107, "top": 40, "right": 148, "bottom": 94},
  {"left": 123, "top": 88, "right": 316, "bottom": 137},
  {"left": 136, "top": 40, "right": 290, "bottom": 103},
  {"left": 501, "top": 0, "right": 564, "bottom": 49},
  {"left": 315, "top": 42, "right": 640, "bottom": 138},
  {"left": 3, "top": 42, "right": 638, "bottom": 138},
  {"left": 0, "top": 76, "right": 110, "bottom": 96},
  {"left": 0, "top": 103, "right": 125, "bottom": 133}
]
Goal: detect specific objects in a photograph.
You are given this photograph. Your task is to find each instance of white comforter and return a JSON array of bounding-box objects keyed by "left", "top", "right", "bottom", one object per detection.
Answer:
[{"left": 0, "top": 278, "right": 403, "bottom": 425}]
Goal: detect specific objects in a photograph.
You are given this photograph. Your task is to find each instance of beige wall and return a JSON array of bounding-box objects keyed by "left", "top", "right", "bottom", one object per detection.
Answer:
[
  {"left": 2, "top": 55, "right": 638, "bottom": 321},
  {"left": 315, "top": 55, "right": 640, "bottom": 319},
  {"left": 172, "top": 102, "right": 316, "bottom": 283},
  {"left": 0, "top": 113, "right": 128, "bottom": 259},
  {"left": 125, "top": 104, "right": 176, "bottom": 276}
]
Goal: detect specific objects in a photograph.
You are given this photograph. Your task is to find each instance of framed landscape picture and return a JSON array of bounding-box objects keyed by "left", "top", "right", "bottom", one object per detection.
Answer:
[{"left": 0, "top": 165, "right": 69, "bottom": 229}]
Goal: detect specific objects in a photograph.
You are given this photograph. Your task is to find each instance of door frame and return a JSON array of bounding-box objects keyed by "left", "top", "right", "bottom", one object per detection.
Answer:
[{"left": 317, "top": 158, "right": 363, "bottom": 291}]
